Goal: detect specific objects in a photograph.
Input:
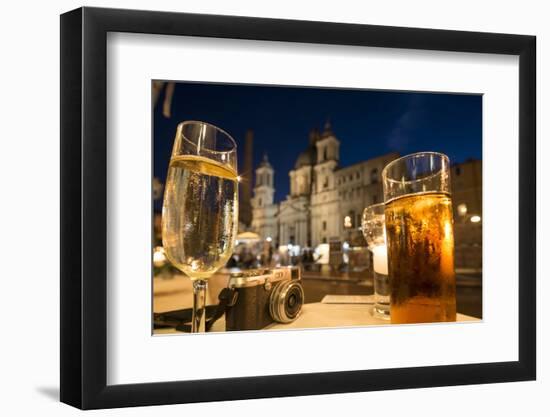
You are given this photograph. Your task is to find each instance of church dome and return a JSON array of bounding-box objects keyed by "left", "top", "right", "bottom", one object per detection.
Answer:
[
  {"left": 295, "top": 146, "right": 317, "bottom": 169},
  {"left": 294, "top": 128, "right": 320, "bottom": 169}
]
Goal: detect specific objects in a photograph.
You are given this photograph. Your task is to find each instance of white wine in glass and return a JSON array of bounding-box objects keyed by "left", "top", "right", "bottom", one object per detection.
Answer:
[{"left": 162, "top": 121, "right": 239, "bottom": 332}]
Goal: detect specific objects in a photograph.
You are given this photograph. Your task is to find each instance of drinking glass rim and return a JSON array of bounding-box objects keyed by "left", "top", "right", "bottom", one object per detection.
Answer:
[
  {"left": 178, "top": 120, "right": 237, "bottom": 154},
  {"left": 363, "top": 202, "right": 385, "bottom": 216},
  {"left": 381, "top": 151, "right": 449, "bottom": 184}
]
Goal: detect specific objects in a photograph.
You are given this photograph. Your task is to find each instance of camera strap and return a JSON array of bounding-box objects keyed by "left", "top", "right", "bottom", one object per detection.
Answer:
[
  {"left": 166, "top": 287, "right": 237, "bottom": 333},
  {"left": 205, "top": 287, "right": 238, "bottom": 331}
]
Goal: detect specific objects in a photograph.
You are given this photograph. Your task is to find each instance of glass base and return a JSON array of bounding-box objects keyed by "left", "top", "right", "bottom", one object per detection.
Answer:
[
  {"left": 372, "top": 270, "right": 390, "bottom": 320},
  {"left": 372, "top": 304, "right": 390, "bottom": 320}
]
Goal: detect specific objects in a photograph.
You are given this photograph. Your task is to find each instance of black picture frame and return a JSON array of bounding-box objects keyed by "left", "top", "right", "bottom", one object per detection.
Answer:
[{"left": 60, "top": 6, "right": 536, "bottom": 410}]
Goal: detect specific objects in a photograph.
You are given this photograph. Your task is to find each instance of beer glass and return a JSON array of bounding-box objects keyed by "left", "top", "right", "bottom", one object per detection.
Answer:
[
  {"left": 162, "top": 121, "right": 239, "bottom": 332},
  {"left": 382, "top": 152, "right": 456, "bottom": 324},
  {"left": 361, "top": 203, "right": 390, "bottom": 319}
]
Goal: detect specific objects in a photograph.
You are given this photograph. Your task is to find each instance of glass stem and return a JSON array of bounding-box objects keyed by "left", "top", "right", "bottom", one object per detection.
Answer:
[{"left": 192, "top": 280, "right": 208, "bottom": 333}]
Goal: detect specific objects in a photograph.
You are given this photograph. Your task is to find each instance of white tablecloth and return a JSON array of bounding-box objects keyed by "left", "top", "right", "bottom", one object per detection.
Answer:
[{"left": 153, "top": 275, "right": 478, "bottom": 334}]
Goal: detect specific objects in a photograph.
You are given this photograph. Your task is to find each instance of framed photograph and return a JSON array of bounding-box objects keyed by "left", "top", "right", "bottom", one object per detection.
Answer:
[{"left": 60, "top": 6, "right": 536, "bottom": 409}]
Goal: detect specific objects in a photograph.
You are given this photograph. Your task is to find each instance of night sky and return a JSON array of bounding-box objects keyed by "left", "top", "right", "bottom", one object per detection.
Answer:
[{"left": 153, "top": 82, "right": 481, "bottom": 207}]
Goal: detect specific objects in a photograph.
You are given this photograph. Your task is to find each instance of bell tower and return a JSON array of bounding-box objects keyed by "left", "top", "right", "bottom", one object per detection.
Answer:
[
  {"left": 252, "top": 154, "right": 275, "bottom": 209},
  {"left": 316, "top": 120, "right": 340, "bottom": 164},
  {"left": 314, "top": 119, "right": 340, "bottom": 193},
  {"left": 251, "top": 154, "right": 278, "bottom": 242}
]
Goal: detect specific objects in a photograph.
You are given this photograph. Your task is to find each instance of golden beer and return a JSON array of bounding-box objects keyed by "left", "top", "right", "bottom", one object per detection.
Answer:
[{"left": 385, "top": 191, "right": 456, "bottom": 324}]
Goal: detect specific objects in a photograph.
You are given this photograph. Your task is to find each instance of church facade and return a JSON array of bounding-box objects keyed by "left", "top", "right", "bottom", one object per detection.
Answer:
[{"left": 251, "top": 122, "right": 398, "bottom": 249}]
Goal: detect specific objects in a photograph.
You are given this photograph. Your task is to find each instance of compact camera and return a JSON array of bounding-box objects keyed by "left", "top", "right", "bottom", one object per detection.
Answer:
[{"left": 225, "top": 267, "right": 304, "bottom": 331}]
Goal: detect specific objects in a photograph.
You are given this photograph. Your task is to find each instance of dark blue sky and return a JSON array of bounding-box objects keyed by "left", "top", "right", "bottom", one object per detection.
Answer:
[{"left": 154, "top": 82, "right": 481, "bottom": 205}]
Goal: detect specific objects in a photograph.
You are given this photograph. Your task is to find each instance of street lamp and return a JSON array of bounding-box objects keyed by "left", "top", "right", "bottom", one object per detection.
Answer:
[{"left": 457, "top": 203, "right": 468, "bottom": 216}]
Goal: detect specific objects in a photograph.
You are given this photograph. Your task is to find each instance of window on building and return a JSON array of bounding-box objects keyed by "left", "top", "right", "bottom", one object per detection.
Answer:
[
  {"left": 322, "top": 237, "right": 327, "bottom": 244},
  {"left": 323, "top": 147, "right": 328, "bottom": 161},
  {"left": 370, "top": 168, "right": 378, "bottom": 184},
  {"left": 356, "top": 213, "right": 362, "bottom": 228},
  {"left": 344, "top": 210, "right": 355, "bottom": 229},
  {"left": 323, "top": 176, "right": 329, "bottom": 188},
  {"left": 455, "top": 166, "right": 461, "bottom": 176},
  {"left": 356, "top": 171, "right": 360, "bottom": 179},
  {"left": 322, "top": 221, "right": 327, "bottom": 231},
  {"left": 258, "top": 198, "right": 262, "bottom": 207},
  {"left": 372, "top": 194, "right": 378, "bottom": 204},
  {"left": 344, "top": 216, "right": 352, "bottom": 228}
]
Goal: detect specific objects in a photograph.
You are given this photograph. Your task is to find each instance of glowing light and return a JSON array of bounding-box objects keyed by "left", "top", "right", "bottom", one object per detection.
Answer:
[
  {"left": 342, "top": 241, "right": 350, "bottom": 250},
  {"left": 457, "top": 203, "right": 468, "bottom": 216},
  {"left": 470, "top": 215, "right": 481, "bottom": 223},
  {"left": 343, "top": 253, "right": 349, "bottom": 264},
  {"left": 153, "top": 246, "right": 166, "bottom": 268},
  {"left": 441, "top": 221, "right": 454, "bottom": 275},
  {"left": 314, "top": 243, "right": 330, "bottom": 265},
  {"left": 344, "top": 215, "right": 352, "bottom": 228},
  {"left": 444, "top": 221, "right": 452, "bottom": 240},
  {"left": 190, "top": 260, "right": 200, "bottom": 271},
  {"left": 237, "top": 175, "right": 242, "bottom": 182},
  {"left": 266, "top": 236, "right": 273, "bottom": 242},
  {"left": 372, "top": 244, "right": 388, "bottom": 275}
]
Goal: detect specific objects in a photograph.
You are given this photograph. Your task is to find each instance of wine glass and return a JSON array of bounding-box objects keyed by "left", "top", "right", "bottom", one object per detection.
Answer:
[{"left": 162, "top": 121, "right": 239, "bottom": 332}]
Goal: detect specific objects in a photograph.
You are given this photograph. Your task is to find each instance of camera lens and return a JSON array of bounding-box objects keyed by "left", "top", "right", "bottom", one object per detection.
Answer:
[
  {"left": 269, "top": 280, "right": 304, "bottom": 323},
  {"left": 285, "top": 287, "right": 301, "bottom": 318}
]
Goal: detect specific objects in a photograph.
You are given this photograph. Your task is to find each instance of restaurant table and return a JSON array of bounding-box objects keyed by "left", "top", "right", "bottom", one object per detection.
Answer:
[{"left": 153, "top": 274, "right": 479, "bottom": 334}]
